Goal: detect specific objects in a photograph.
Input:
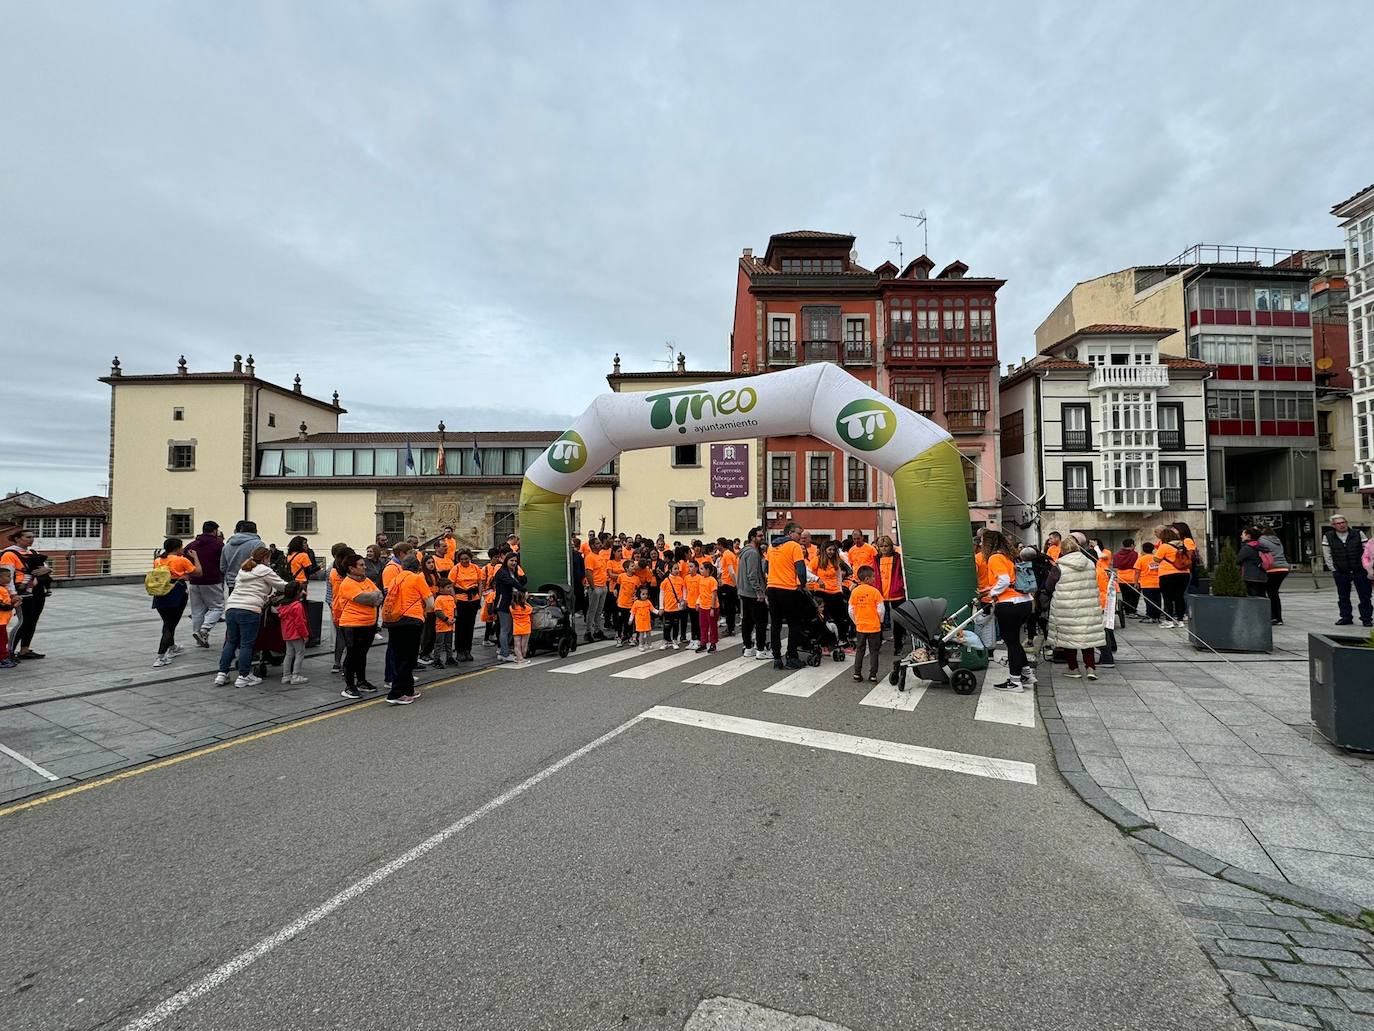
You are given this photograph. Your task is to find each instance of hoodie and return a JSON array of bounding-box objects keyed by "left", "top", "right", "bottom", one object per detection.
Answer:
[
  {"left": 185, "top": 532, "right": 225, "bottom": 585},
  {"left": 220, "top": 531, "right": 263, "bottom": 593},
  {"left": 224, "top": 563, "right": 287, "bottom": 614}
]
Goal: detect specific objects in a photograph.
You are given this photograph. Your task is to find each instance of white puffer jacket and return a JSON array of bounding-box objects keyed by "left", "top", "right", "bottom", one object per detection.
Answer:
[
  {"left": 1048, "top": 550, "right": 1106, "bottom": 650},
  {"left": 224, "top": 563, "right": 287, "bottom": 613}
]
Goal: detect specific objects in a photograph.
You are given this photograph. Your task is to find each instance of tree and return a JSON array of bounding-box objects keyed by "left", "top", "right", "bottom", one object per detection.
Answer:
[{"left": 1209, "top": 539, "right": 1246, "bottom": 598}]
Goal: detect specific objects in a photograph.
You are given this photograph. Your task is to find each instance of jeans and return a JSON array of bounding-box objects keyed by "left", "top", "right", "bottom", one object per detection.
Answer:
[
  {"left": 585, "top": 586, "right": 607, "bottom": 637},
  {"left": 853, "top": 631, "right": 882, "bottom": 677},
  {"left": 218, "top": 608, "right": 262, "bottom": 676},
  {"left": 513, "top": 633, "right": 529, "bottom": 661},
  {"left": 388, "top": 620, "right": 423, "bottom": 699},
  {"left": 767, "top": 587, "right": 805, "bottom": 662},
  {"left": 188, "top": 583, "right": 224, "bottom": 634},
  {"left": 1333, "top": 571, "right": 1373, "bottom": 624},
  {"left": 435, "top": 629, "right": 455, "bottom": 664},
  {"left": 343, "top": 625, "right": 376, "bottom": 687},
  {"left": 718, "top": 584, "right": 738, "bottom": 635},
  {"left": 993, "top": 600, "right": 1032, "bottom": 676},
  {"left": 283, "top": 639, "right": 306, "bottom": 678},
  {"left": 740, "top": 596, "right": 767, "bottom": 652},
  {"left": 498, "top": 611, "right": 514, "bottom": 658}
]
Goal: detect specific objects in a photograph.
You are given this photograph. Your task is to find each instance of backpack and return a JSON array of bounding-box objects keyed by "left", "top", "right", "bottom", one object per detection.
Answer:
[
  {"left": 1013, "top": 560, "right": 1037, "bottom": 593},
  {"left": 381, "top": 574, "right": 412, "bottom": 626},
  {"left": 1259, "top": 548, "right": 1275, "bottom": 571},
  {"left": 144, "top": 567, "right": 174, "bottom": 597},
  {"left": 1173, "top": 541, "right": 1193, "bottom": 571}
]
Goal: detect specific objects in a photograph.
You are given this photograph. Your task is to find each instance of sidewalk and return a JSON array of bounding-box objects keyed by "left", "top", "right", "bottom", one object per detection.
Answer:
[
  {"left": 0, "top": 584, "right": 494, "bottom": 804},
  {"left": 1045, "top": 583, "right": 1374, "bottom": 910}
]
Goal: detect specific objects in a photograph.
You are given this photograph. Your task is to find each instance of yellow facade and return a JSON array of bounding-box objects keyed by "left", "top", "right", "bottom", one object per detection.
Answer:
[
  {"left": 1036, "top": 271, "right": 1187, "bottom": 355},
  {"left": 246, "top": 488, "right": 380, "bottom": 552}
]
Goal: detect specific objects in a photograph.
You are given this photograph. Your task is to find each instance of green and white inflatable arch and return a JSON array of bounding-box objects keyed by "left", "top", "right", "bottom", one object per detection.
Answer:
[{"left": 520, "top": 363, "right": 976, "bottom": 605}]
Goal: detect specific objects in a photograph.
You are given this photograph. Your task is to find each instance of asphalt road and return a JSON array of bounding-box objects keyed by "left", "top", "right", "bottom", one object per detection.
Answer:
[{"left": 2, "top": 640, "right": 1243, "bottom": 1030}]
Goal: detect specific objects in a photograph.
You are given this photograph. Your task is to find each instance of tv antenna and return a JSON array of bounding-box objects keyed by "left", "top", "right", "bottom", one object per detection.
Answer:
[
  {"left": 654, "top": 341, "right": 676, "bottom": 368},
  {"left": 900, "top": 210, "right": 928, "bottom": 256},
  {"left": 889, "top": 235, "right": 903, "bottom": 265}
]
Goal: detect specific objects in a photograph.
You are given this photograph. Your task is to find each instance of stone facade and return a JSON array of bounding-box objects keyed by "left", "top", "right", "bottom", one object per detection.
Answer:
[{"left": 375, "top": 485, "right": 521, "bottom": 550}]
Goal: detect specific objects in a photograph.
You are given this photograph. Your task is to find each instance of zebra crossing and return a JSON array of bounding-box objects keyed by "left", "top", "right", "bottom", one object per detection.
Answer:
[{"left": 496, "top": 640, "right": 1037, "bottom": 729}]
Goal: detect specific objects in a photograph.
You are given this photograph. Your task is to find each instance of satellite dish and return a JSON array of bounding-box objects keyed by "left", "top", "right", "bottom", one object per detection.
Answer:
[
  {"left": 1317, "top": 356, "right": 1334, "bottom": 371},
  {"left": 1064, "top": 346, "right": 1079, "bottom": 361}
]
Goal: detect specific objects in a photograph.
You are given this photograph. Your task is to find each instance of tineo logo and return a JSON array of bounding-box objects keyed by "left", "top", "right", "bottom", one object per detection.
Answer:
[
  {"left": 835, "top": 399, "right": 896, "bottom": 451},
  {"left": 646, "top": 387, "right": 758, "bottom": 435},
  {"left": 546, "top": 430, "right": 587, "bottom": 473}
]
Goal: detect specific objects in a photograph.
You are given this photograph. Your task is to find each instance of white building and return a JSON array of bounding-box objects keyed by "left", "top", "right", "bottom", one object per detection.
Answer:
[
  {"left": 1333, "top": 183, "right": 1374, "bottom": 495},
  {"left": 999, "top": 325, "right": 1212, "bottom": 549}
]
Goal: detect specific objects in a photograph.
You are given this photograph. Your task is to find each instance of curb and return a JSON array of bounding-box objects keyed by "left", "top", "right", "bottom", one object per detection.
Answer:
[{"left": 1036, "top": 665, "right": 1373, "bottom": 925}]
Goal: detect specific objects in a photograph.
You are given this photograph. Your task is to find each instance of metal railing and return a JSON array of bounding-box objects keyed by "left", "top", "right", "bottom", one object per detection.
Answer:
[
  {"left": 1164, "top": 243, "right": 1302, "bottom": 268},
  {"left": 1064, "top": 488, "right": 1094, "bottom": 510},
  {"left": 1062, "top": 430, "right": 1092, "bottom": 451},
  {"left": 1160, "top": 487, "right": 1186, "bottom": 510},
  {"left": 1158, "top": 429, "right": 1183, "bottom": 450},
  {"left": 768, "top": 339, "right": 874, "bottom": 367}
]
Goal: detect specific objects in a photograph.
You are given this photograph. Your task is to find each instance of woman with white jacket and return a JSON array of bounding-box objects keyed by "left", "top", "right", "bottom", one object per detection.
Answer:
[
  {"left": 214, "top": 546, "right": 287, "bottom": 688},
  {"left": 1046, "top": 536, "right": 1107, "bottom": 679}
]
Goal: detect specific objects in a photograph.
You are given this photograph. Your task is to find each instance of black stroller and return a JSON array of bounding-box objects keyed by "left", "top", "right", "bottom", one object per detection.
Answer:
[
  {"left": 887, "top": 597, "right": 986, "bottom": 695},
  {"left": 797, "top": 594, "right": 847, "bottom": 666},
  {"left": 526, "top": 587, "right": 580, "bottom": 659}
]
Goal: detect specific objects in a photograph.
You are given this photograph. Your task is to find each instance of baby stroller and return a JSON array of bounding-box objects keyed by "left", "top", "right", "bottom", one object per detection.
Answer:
[
  {"left": 797, "top": 594, "right": 847, "bottom": 666},
  {"left": 887, "top": 597, "right": 986, "bottom": 695},
  {"left": 527, "top": 588, "right": 580, "bottom": 659},
  {"left": 252, "top": 602, "right": 287, "bottom": 680}
]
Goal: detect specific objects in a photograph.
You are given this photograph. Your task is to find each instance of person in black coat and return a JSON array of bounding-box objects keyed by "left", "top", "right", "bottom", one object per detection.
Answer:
[{"left": 491, "top": 552, "right": 528, "bottom": 662}]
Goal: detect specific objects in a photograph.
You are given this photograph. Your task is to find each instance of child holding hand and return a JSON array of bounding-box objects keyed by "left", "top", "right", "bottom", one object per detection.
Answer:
[
  {"left": 630, "top": 585, "right": 658, "bottom": 652},
  {"left": 695, "top": 561, "right": 719, "bottom": 653},
  {"left": 510, "top": 590, "right": 533, "bottom": 667}
]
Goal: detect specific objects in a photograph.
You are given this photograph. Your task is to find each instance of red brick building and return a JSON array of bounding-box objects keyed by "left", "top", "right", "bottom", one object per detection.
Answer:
[{"left": 730, "top": 231, "right": 1004, "bottom": 543}]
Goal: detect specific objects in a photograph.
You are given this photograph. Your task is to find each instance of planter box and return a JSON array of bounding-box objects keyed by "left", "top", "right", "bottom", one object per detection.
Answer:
[
  {"left": 1189, "top": 594, "right": 1273, "bottom": 653},
  {"left": 1186, "top": 577, "right": 1211, "bottom": 596},
  {"left": 1309, "top": 632, "right": 1374, "bottom": 752}
]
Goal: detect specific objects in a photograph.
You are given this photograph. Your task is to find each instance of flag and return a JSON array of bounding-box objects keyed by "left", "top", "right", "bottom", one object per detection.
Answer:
[
  {"left": 436, "top": 439, "right": 446, "bottom": 474},
  {"left": 471, "top": 440, "right": 482, "bottom": 474},
  {"left": 404, "top": 441, "right": 415, "bottom": 473}
]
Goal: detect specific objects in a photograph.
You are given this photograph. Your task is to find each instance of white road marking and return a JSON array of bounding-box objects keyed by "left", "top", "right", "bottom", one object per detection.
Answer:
[
  {"left": 683, "top": 656, "right": 761, "bottom": 685},
  {"left": 859, "top": 680, "right": 927, "bottom": 712},
  {"left": 611, "top": 648, "right": 714, "bottom": 680},
  {"left": 114, "top": 712, "right": 650, "bottom": 1031},
  {"left": 643, "top": 705, "right": 1037, "bottom": 785},
  {"left": 974, "top": 684, "right": 1037, "bottom": 728},
  {"left": 545, "top": 642, "right": 641, "bottom": 674},
  {"left": 763, "top": 661, "right": 851, "bottom": 697},
  {"left": 0, "top": 742, "right": 60, "bottom": 782},
  {"left": 686, "top": 996, "right": 856, "bottom": 1030},
  {"left": 496, "top": 638, "right": 618, "bottom": 670}
]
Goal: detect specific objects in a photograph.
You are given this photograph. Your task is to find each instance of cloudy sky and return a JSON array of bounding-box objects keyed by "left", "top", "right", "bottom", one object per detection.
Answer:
[{"left": 2, "top": 2, "right": 1369, "bottom": 501}]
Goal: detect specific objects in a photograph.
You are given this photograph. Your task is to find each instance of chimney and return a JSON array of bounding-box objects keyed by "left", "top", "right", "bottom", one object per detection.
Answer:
[
  {"left": 293, "top": 374, "right": 302, "bottom": 394},
  {"left": 233, "top": 353, "right": 243, "bottom": 373},
  {"left": 676, "top": 352, "right": 687, "bottom": 374},
  {"left": 743, "top": 247, "right": 753, "bottom": 259},
  {"left": 177, "top": 355, "right": 188, "bottom": 375},
  {"left": 297, "top": 421, "right": 308, "bottom": 441},
  {"left": 110, "top": 356, "right": 122, "bottom": 377}
]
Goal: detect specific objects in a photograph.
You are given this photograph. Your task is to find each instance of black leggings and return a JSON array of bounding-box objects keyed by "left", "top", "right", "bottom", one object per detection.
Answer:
[
  {"left": 1265, "top": 570, "right": 1287, "bottom": 622},
  {"left": 454, "top": 599, "right": 480, "bottom": 654},
  {"left": 740, "top": 596, "right": 767, "bottom": 651},
  {"left": 820, "top": 592, "right": 850, "bottom": 643},
  {"left": 994, "top": 601, "right": 1032, "bottom": 676},
  {"left": 767, "top": 586, "right": 805, "bottom": 660},
  {"left": 17, "top": 590, "right": 45, "bottom": 650},
  {"left": 343, "top": 625, "right": 376, "bottom": 687},
  {"left": 158, "top": 598, "right": 187, "bottom": 655},
  {"left": 387, "top": 621, "right": 423, "bottom": 699},
  {"left": 1160, "top": 573, "right": 1190, "bottom": 621}
]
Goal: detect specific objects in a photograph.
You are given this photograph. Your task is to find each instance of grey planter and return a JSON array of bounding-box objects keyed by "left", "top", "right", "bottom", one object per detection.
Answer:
[
  {"left": 1309, "top": 632, "right": 1374, "bottom": 752},
  {"left": 1189, "top": 594, "right": 1273, "bottom": 653}
]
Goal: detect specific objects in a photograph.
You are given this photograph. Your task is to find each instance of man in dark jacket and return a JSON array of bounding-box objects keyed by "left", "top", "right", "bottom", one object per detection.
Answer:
[
  {"left": 184, "top": 521, "right": 225, "bottom": 647},
  {"left": 1323, "top": 515, "right": 1372, "bottom": 627}
]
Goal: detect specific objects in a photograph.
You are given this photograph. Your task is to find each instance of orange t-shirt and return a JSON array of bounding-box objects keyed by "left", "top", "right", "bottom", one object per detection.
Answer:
[
  {"left": 766, "top": 540, "right": 805, "bottom": 590},
  {"left": 580, "top": 540, "right": 591, "bottom": 557},
  {"left": 156, "top": 555, "right": 195, "bottom": 580},
  {"left": 985, "top": 553, "right": 1029, "bottom": 603},
  {"left": 813, "top": 562, "right": 842, "bottom": 594},
  {"left": 660, "top": 575, "right": 685, "bottom": 612},
  {"left": 618, "top": 569, "right": 643, "bottom": 608},
  {"left": 684, "top": 573, "right": 701, "bottom": 608},
  {"left": 584, "top": 551, "right": 608, "bottom": 589},
  {"left": 336, "top": 576, "right": 381, "bottom": 627},
  {"left": 0, "top": 551, "right": 30, "bottom": 589},
  {"left": 449, "top": 563, "right": 483, "bottom": 600},
  {"left": 329, "top": 569, "right": 346, "bottom": 623},
  {"left": 434, "top": 594, "right": 456, "bottom": 631},
  {"left": 849, "top": 583, "right": 884, "bottom": 634},
  {"left": 382, "top": 560, "right": 406, "bottom": 592},
  {"left": 389, "top": 571, "right": 433, "bottom": 622},
  {"left": 510, "top": 602, "right": 532, "bottom": 636},
  {"left": 631, "top": 598, "right": 654, "bottom": 632},
  {"left": 1046, "top": 543, "right": 1061, "bottom": 564},
  {"left": 719, "top": 549, "right": 738, "bottom": 587},
  {"left": 847, "top": 543, "right": 877, "bottom": 578},
  {"left": 480, "top": 589, "right": 496, "bottom": 622},
  {"left": 877, "top": 554, "right": 904, "bottom": 601},
  {"left": 697, "top": 575, "right": 718, "bottom": 611},
  {"left": 0, "top": 585, "right": 14, "bottom": 626},
  {"left": 289, "top": 552, "right": 312, "bottom": 583},
  {"left": 975, "top": 553, "right": 991, "bottom": 594},
  {"left": 1135, "top": 555, "right": 1161, "bottom": 589},
  {"left": 1154, "top": 542, "right": 1185, "bottom": 577},
  {"left": 607, "top": 558, "right": 625, "bottom": 589}
]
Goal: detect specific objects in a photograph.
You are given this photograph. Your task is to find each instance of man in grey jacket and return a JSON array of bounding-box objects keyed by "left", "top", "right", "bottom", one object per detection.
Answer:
[
  {"left": 738, "top": 526, "right": 769, "bottom": 658},
  {"left": 220, "top": 520, "right": 263, "bottom": 596}
]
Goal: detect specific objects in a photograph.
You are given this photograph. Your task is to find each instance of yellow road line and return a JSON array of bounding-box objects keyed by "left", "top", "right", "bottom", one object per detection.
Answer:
[{"left": 0, "top": 667, "right": 494, "bottom": 819}]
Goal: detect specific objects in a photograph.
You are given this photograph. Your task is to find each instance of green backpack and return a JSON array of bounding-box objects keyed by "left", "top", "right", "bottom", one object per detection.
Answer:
[{"left": 144, "top": 566, "right": 174, "bottom": 597}]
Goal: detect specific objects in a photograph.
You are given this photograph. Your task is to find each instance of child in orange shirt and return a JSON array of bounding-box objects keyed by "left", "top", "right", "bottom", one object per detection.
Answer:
[
  {"left": 695, "top": 562, "right": 719, "bottom": 653},
  {"left": 1135, "top": 543, "right": 1164, "bottom": 623},
  {"left": 433, "top": 582, "right": 457, "bottom": 667},
  {"left": 659, "top": 570, "right": 687, "bottom": 650},
  {"left": 152, "top": 537, "right": 202, "bottom": 668},
  {"left": 0, "top": 567, "right": 16, "bottom": 668},
  {"left": 847, "top": 566, "right": 886, "bottom": 683},
  {"left": 480, "top": 588, "right": 497, "bottom": 647},
  {"left": 510, "top": 591, "right": 533, "bottom": 667},
  {"left": 684, "top": 561, "right": 702, "bottom": 645},
  {"left": 630, "top": 585, "right": 658, "bottom": 652}
]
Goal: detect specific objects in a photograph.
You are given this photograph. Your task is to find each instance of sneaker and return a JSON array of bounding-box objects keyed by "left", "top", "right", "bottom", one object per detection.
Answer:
[
  {"left": 0, "top": 659, "right": 16, "bottom": 669},
  {"left": 169, "top": 645, "right": 186, "bottom": 657},
  {"left": 358, "top": 681, "right": 380, "bottom": 693},
  {"left": 1271, "top": 619, "right": 1283, "bottom": 626},
  {"left": 330, "top": 664, "right": 341, "bottom": 674},
  {"left": 499, "top": 654, "right": 516, "bottom": 663},
  {"left": 660, "top": 641, "right": 672, "bottom": 650},
  {"left": 291, "top": 675, "right": 310, "bottom": 684},
  {"left": 153, "top": 655, "right": 172, "bottom": 668},
  {"left": 341, "top": 686, "right": 363, "bottom": 699},
  {"left": 756, "top": 651, "right": 772, "bottom": 661},
  {"left": 1098, "top": 661, "right": 1116, "bottom": 669},
  {"left": 192, "top": 630, "right": 210, "bottom": 648},
  {"left": 515, "top": 660, "right": 532, "bottom": 668},
  {"left": 773, "top": 660, "right": 786, "bottom": 670},
  {"left": 695, "top": 645, "right": 706, "bottom": 653},
  {"left": 385, "top": 695, "right": 413, "bottom": 705},
  {"left": 707, "top": 645, "right": 716, "bottom": 653},
  {"left": 992, "top": 679, "right": 1025, "bottom": 693},
  {"left": 281, "top": 675, "right": 292, "bottom": 685},
  {"left": 784, "top": 656, "right": 801, "bottom": 670},
  {"left": 743, "top": 647, "right": 755, "bottom": 658},
  {"left": 235, "top": 674, "right": 264, "bottom": 688},
  {"left": 1086, "top": 669, "right": 1098, "bottom": 680},
  {"left": 1020, "top": 673, "right": 1037, "bottom": 688},
  {"left": 1064, "top": 670, "right": 1082, "bottom": 679},
  {"left": 384, "top": 682, "right": 393, "bottom": 691},
  {"left": 214, "top": 672, "right": 230, "bottom": 686}
]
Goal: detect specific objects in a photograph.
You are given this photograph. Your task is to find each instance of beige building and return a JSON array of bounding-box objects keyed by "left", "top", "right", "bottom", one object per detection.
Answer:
[{"left": 103, "top": 356, "right": 760, "bottom": 563}]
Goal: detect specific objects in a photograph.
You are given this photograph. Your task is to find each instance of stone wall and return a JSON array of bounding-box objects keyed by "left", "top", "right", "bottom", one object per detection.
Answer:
[{"left": 376, "top": 485, "right": 520, "bottom": 550}]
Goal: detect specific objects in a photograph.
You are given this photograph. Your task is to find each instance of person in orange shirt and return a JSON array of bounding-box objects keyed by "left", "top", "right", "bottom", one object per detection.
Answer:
[
  {"left": 813, "top": 542, "right": 852, "bottom": 646},
  {"left": 1152, "top": 525, "right": 1189, "bottom": 629},
  {"left": 767, "top": 523, "right": 810, "bottom": 669},
  {"left": 1135, "top": 542, "right": 1164, "bottom": 623},
  {"left": 615, "top": 557, "right": 648, "bottom": 646},
  {"left": 0, "top": 567, "right": 16, "bottom": 667},
  {"left": 981, "top": 530, "right": 1034, "bottom": 692},
  {"left": 286, "top": 536, "right": 315, "bottom": 596},
  {"left": 630, "top": 585, "right": 658, "bottom": 652},
  {"left": 1045, "top": 531, "right": 1063, "bottom": 564},
  {"left": 334, "top": 552, "right": 382, "bottom": 696},
  {"left": 446, "top": 549, "right": 483, "bottom": 661},
  {"left": 381, "top": 556, "right": 434, "bottom": 704},
  {"left": 431, "top": 528, "right": 457, "bottom": 577},
  {"left": 581, "top": 539, "right": 610, "bottom": 643},
  {"left": 715, "top": 536, "right": 739, "bottom": 637},
  {"left": 847, "top": 566, "right": 885, "bottom": 683},
  {"left": 152, "top": 537, "right": 202, "bottom": 668},
  {"left": 659, "top": 566, "right": 687, "bottom": 650},
  {"left": 683, "top": 560, "right": 702, "bottom": 645},
  {"left": 845, "top": 531, "right": 877, "bottom": 583},
  {"left": 509, "top": 590, "right": 533, "bottom": 666},
  {"left": 696, "top": 561, "right": 720, "bottom": 653},
  {"left": 432, "top": 582, "right": 457, "bottom": 667},
  {"left": 875, "top": 536, "right": 907, "bottom": 659}
]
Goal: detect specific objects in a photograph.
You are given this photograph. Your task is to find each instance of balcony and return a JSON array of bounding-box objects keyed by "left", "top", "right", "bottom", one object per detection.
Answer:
[
  {"left": 768, "top": 340, "right": 874, "bottom": 368},
  {"left": 1064, "top": 488, "right": 1094, "bottom": 511},
  {"left": 1088, "top": 365, "right": 1170, "bottom": 390},
  {"left": 1062, "top": 429, "right": 1092, "bottom": 451},
  {"left": 945, "top": 410, "right": 988, "bottom": 434},
  {"left": 1158, "top": 429, "right": 1183, "bottom": 451},
  {"left": 844, "top": 339, "right": 874, "bottom": 365},
  {"left": 1322, "top": 488, "right": 1337, "bottom": 507},
  {"left": 1319, "top": 431, "right": 1335, "bottom": 450},
  {"left": 886, "top": 339, "right": 997, "bottom": 364},
  {"left": 1101, "top": 488, "right": 1160, "bottom": 512},
  {"left": 1160, "top": 487, "right": 1187, "bottom": 510}
]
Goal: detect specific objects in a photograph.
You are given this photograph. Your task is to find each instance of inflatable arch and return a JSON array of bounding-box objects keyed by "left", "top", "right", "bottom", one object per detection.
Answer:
[{"left": 519, "top": 363, "right": 977, "bottom": 605}]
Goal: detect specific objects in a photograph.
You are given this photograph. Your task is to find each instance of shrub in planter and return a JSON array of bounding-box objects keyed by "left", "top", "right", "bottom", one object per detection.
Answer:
[
  {"left": 1190, "top": 541, "right": 1272, "bottom": 653},
  {"left": 1309, "top": 628, "right": 1374, "bottom": 752}
]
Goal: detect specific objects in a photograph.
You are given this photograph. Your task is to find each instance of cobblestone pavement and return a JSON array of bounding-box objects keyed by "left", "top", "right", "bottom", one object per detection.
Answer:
[
  {"left": 1135, "top": 838, "right": 1374, "bottom": 1031},
  {"left": 1040, "top": 583, "right": 1374, "bottom": 909}
]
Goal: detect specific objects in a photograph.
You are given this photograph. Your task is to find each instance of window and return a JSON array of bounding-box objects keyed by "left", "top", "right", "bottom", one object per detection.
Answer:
[
  {"left": 944, "top": 376, "right": 988, "bottom": 431},
  {"left": 969, "top": 298, "right": 994, "bottom": 342},
  {"left": 1207, "top": 389, "right": 1256, "bottom": 420},
  {"left": 381, "top": 511, "right": 406, "bottom": 537},
  {"left": 1322, "top": 469, "right": 1337, "bottom": 507},
  {"left": 1063, "top": 464, "right": 1092, "bottom": 510},
  {"left": 567, "top": 503, "right": 581, "bottom": 535},
  {"left": 769, "top": 316, "right": 795, "bottom": 363},
  {"left": 1157, "top": 403, "right": 1184, "bottom": 449},
  {"left": 419, "top": 449, "right": 439, "bottom": 475},
  {"left": 1254, "top": 285, "right": 1308, "bottom": 312},
  {"left": 375, "top": 449, "right": 399, "bottom": 476},
  {"left": 1199, "top": 281, "right": 1245, "bottom": 309},
  {"left": 335, "top": 449, "right": 354, "bottom": 476},
  {"left": 172, "top": 407, "right": 184, "bottom": 421},
  {"left": 1259, "top": 391, "right": 1314, "bottom": 421},
  {"left": 672, "top": 444, "right": 700, "bottom": 468},
  {"left": 781, "top": 258, "right": 842, "bottom": 273},
  {"left": 72, "top": 517, "right": 87, "bottom": 537},
  {"left": 166, "top": 510, "right": 193, "bottom": 537},
  {"left": 57, "top": 516, "right": 73, "bottom": 537},
  {"left": 846, "top": 457, "right": 869, "bottom": 502},
  {"left": 355, "top": 449, "right": 375, "bottom": 476},
  {"left": 889, "top": 300, "right": 913, "bottom": 343},
  {"left": 892, "top": 376, "right": 935, "bottom": 415},
  {"left": 941, "top": 300, "right": 966, "bottom": 341},
  {"left": 1062, "top": 404, "right": 1091, "bottom": 451},
  {"left": 504, "top": 448, "right": 526, "bottom": 476},
  {"left": 1256, "top": 336, "right": 1311, "bottom": 366},
  {"left": 769, "top": 454, "right": 793, "bottom": 503},
  {"left": 671, "top": 503, "right": 703, "bottom": 534},
  {"left": 1001, "top": 409, "right": 1025, "bottom": 458},
  {"left": 809, "top": 454, "right": 832, "bottom": 502},
  {"left": 259, "top": 450, "right": 283, "bottom": 476},
  {"left": 286, "top": 503, "right": 317, "bottom": 534},
  {"left": 962, "top": 453, "right": 979, "bottom": 503},
  {"left": 916, "top": 300, "right": 939, "bottom": 343},
  {"left": 803, "top": 305, "right": 840, "bottom": 342},
  {"left": 309, "top": 449, "right": 334, "bottom": 477},
  {"left": 283, "top": 449, "right": 308, "bottom": 477},
  {"left": 39, "top": 516, "right": 57, "bottom": 538},
  {"left": 1195, "top": 333, "right": 1256, "bottom": 366},
  {"left": 491, "top": 510, "right": 517, "bottom": 550},
  {"left": 1160, "top": 462, "right": 1187, "bottom": 510},
  {"left": 267, "top": 413, "right": 276, "bottom": 427},
  {"left": 168, "top": 443, "right": 196, "bottom": 470}
]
